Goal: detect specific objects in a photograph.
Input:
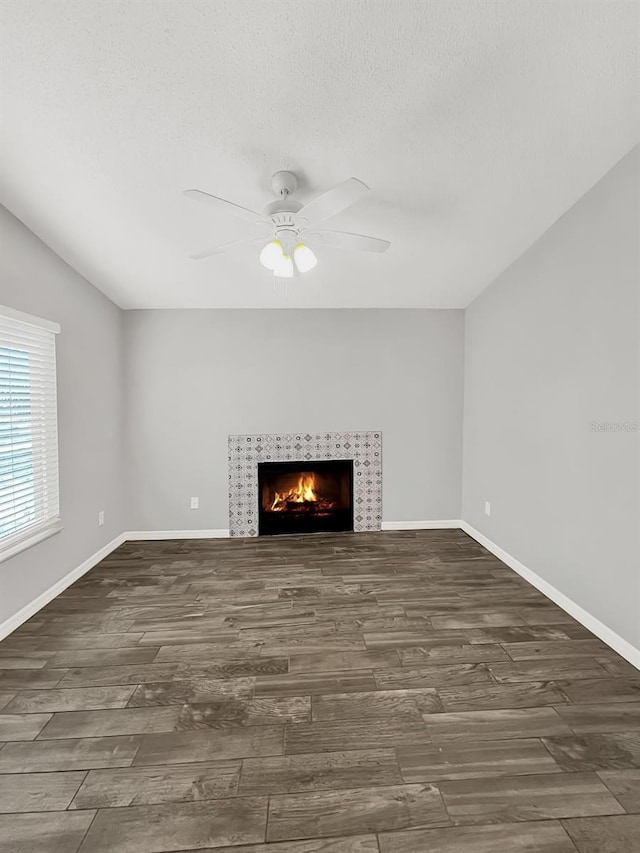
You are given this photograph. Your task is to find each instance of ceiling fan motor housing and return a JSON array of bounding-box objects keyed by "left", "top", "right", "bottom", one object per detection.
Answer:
[{"left": 264, "top": 175, "right": 306, "bottom": 251}]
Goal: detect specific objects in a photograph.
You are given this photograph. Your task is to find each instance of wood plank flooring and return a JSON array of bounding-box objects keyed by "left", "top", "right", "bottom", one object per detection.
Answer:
[{"left": 0, "top": 529, "right": 638, "bottom": 852}]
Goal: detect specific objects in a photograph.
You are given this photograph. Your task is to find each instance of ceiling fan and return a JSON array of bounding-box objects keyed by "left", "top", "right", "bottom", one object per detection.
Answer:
[{"left": 184, "top": 171, "right": 390, "bottom": 278}]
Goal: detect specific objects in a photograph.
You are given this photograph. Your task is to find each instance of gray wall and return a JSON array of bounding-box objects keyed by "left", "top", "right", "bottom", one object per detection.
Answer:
[
  {"left": 0, "top": 206, "right": 124, "bottom": 625},
  {"left": 462, "top": 146, "right": 640, "bottom": 649},
  {"left": 124, "top": 309, "right": 465, "bottom": 530}
]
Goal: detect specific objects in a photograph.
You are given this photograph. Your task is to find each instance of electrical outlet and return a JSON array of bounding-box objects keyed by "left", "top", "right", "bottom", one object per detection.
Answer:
[
  {"left": 484, "top": 501, "right": 491, "bottom": 517},
  {"left": 190, "top": 497, "right": 199, "bottom": 510},
  {"left": 98, "top": 510, "right": 105, "bottom": 526}
]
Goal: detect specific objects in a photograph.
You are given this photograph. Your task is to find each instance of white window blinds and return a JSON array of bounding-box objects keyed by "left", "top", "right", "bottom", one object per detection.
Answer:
[{"left": 0, "top": 306, "right": 61, "bottom": 560}]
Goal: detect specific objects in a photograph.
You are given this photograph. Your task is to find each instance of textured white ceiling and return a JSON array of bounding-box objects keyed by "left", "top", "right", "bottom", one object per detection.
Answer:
[{"left": 0, "top": 0, "right": 638, "bottom": 309}]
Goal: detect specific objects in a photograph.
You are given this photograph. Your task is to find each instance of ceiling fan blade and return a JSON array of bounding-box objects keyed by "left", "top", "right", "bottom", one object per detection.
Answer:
[
  {"left": 304, "top": 229, "right": 390, "bottom": 254},
  {"left": 184, "top": 189, "right": 268, "bottom": 226},
  {"left": 190, "top": 235, "right": 269, "bottom": 260},
  {"left": 297, "top": 178, "right": 370, "bottom": 225}
]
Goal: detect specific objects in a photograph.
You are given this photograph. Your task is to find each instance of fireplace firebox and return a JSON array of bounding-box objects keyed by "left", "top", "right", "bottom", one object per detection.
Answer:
[{"left": 258, "top": 459, "right": 354, "bottom": 536}]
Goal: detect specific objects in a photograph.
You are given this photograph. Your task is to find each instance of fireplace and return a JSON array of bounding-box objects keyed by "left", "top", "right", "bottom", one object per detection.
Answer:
[
  {"left": 228, "top": 432, "right": 381, "bottom": 537},
  {"left": 258, "top": 459, "right": 354, "bottom": 536}
]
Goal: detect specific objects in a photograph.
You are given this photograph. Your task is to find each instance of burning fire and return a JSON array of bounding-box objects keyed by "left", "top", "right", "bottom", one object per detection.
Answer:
[{"left": 270, "top": 473, "right": 319, "bottom": 510}]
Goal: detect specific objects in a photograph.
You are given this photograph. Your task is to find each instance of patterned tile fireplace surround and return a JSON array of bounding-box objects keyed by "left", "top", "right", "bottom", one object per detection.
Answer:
[{"left": 228, "top": 431, "right": 382, "bottom": 537}]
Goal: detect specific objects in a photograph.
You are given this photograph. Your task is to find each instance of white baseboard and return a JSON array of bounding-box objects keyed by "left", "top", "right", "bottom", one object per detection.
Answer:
[
  {"left": 461, "top": 521, "right": 640, "bottom": 671},
  {"left": 127, "top": 524, "right": 463, "bottom": 538},
  {"left": 124, "top": 529, "right": 230, "bottom": 540},
  {"left": 0, "top": 533, "right": 126, "bottom": 641},
  {"left": 381, "top": 520, "right": 462, "bottom": 530}
]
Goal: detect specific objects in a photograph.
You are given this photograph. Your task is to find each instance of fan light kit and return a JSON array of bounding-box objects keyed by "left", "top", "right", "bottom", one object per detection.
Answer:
[
  {"left": 259, "top": 240, "right": 317, "bottom": 277},
  {"left": 185, "top": 170, "right": 390, "bottom": 278}
]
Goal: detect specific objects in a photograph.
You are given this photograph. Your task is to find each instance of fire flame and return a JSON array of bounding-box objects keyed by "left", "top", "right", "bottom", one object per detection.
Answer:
[{"left": 270, "top": 473, "right": 318, "bottom": 510}]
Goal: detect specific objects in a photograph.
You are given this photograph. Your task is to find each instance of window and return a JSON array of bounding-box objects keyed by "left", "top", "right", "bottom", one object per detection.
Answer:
[{"left": 1, "top": 306, "right": 61, "bottom": 561}]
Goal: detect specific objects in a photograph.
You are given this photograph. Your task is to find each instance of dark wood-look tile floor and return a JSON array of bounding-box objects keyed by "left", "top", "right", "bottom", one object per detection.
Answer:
[{"left": 0, "top": 529, "right": 638, "bottom": 852}]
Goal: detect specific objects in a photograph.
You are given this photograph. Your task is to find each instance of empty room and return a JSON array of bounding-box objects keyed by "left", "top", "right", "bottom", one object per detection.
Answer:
[{"left": 0, "top": 1, "right": 638, "bottom": 851}]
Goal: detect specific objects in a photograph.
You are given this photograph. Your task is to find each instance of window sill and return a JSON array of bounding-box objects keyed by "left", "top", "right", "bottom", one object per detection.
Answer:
[{"left": 0, "top": 521, "right": 63, "bottom": 563}]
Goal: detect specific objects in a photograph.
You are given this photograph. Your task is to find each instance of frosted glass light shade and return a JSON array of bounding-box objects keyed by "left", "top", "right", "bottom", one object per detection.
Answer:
[
  {"left": 259, "top": 240, "right": 283, "bottom": 270},
  {"left": 294, "top": 243, "right": 317, "bottom": 273},
  {"left": 273, "top": 253, "right": 294, "bottom": 278}
]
